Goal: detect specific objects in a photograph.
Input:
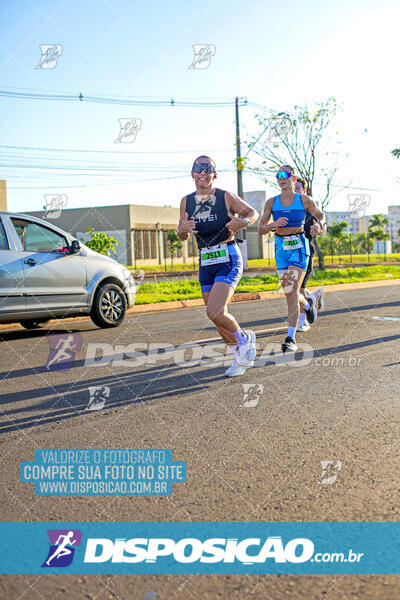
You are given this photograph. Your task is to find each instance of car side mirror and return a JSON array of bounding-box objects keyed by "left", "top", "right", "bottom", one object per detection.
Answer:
[{"left": 69, "top": 240, "right": 80, "bottom": 254}]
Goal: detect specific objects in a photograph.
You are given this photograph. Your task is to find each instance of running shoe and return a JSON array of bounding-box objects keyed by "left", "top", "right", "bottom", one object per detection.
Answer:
[
  {"left": 237, "top": 329, "right": 257, "bottom": 365},
  {"left": 304, "top": 295, "right": 317, "bottom": 325},
  {"left": 225, "top": 358, "right": 254, "bottom": 377},
  {"left": 316, "top": 287, "right": 325, "bottom": 311},
  {"left": 297, "top": 322, "right": 310, "bottom": 332},
  {"left": 308, "top": 287, "right": 325, "bottom": 311},
  {"left": 282, "top": 336, "right": 298, "bottom": 352}
]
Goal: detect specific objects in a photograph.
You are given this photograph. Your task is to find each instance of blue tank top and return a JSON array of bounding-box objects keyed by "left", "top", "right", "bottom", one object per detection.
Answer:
[
  {"left": 185, "top": 188, "right": 231, "bottom": 249},
  {"left": 272, "top": 193, "right": 306, "bottom": 228}
]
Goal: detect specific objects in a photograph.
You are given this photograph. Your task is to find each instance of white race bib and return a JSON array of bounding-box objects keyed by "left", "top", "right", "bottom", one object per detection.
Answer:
[
  {"left": 200, "top": 243, "right": 229, "bottom": 266},
  {"left": 283, "top": 235, "right": 302, "bottom": 251}
]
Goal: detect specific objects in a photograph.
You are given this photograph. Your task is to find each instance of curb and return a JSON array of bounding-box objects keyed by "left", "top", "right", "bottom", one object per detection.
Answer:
[{"left": 1, "top": 278, "right": 399, "bottom": 331}]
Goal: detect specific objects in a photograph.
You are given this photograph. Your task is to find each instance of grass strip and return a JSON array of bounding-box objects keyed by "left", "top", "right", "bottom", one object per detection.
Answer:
[{"left": 135, "top": 265, "right": 400, "bottom": 304}]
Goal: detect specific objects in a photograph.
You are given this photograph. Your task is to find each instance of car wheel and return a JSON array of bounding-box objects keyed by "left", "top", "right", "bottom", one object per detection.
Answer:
[
  {"left": 90, "top": 283, "right": 127, "bottom": 328},
  {"left": 20, "top": 319, "right": 50, "bottom": 330}
]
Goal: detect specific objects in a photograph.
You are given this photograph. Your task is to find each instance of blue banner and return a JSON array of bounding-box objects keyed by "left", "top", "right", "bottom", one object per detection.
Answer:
[{"left": 0, "top": 522, "right": 399, "bottom": 574}]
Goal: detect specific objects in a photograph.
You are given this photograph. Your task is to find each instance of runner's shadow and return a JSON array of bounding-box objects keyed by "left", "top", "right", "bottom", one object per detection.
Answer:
[{"left": 0, "top": 361, "right": 227, "bottom": 434}]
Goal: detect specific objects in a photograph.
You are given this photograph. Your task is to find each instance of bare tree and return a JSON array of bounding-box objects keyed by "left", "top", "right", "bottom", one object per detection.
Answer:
[
  {"left": 245, "top": 97, "right": 350, "bottom": 268},
  {"left": 245, "top": 97, "right": 349, "bottom": 209}
]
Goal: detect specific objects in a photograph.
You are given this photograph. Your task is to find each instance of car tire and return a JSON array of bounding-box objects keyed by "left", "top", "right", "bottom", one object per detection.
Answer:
[
  {"left": 19, "top": 319, "right": 50, "bottom": 330},
  {"left": 90, "top": 283, "right": 127, "bottom": 328}
]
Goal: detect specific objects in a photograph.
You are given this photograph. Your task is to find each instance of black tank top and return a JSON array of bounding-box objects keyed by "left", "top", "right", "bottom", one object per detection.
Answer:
[{"left": 185, "top": 188, "right": 231, "bottom": 250}]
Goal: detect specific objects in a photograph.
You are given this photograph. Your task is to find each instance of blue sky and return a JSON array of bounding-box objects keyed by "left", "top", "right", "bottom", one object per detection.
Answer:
[{"left": 1, "top": 0, "right": 399, "bottom": 216}]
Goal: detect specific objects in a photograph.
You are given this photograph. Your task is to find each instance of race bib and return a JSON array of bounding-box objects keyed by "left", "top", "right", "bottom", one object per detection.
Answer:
[
  {"left": 200, "top": 243, "right": 229, "bottom": 266},
  {"left": 283, "top": 235, "right": 302, "bottom": 251}
]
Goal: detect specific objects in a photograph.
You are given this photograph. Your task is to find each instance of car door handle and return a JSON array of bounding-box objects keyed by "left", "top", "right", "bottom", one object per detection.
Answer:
[{"left": 24, "top": 258, "right": 36, "bottom": 265}]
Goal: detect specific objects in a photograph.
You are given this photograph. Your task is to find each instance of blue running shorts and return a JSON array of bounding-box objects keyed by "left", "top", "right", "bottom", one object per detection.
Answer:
[
  {"left": 275, "top": 233, "right": 310, "bottom": 271},
  {"left": 199, "top": 242, "right": 243, "bottom": 293}
]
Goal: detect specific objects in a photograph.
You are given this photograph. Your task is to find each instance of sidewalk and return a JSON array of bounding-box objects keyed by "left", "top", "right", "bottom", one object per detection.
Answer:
[{"left": 1, "top": 278, "right": 398, "bottom": 330}]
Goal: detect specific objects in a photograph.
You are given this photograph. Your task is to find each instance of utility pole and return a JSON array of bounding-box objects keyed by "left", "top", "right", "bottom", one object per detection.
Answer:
[{"left": 235, "top": 96, "right": 248, "bottom": 268}]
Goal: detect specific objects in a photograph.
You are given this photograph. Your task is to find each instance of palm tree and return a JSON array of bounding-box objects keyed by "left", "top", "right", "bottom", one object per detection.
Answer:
[
  {"left": 354, "top": 232, "right": 373, "bottom": 255},
  {"left": 327, "top": 221, "right": 349, "bottom": 263},
  {"left": 368, "top": 213, "right": 389, "bottom": 232},
  {"left": 368, "top": 214, "right": 390, "bottom": 254}
]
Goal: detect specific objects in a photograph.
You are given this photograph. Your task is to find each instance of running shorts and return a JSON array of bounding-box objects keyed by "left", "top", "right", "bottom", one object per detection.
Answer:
[
  {"left": 274, "top": 233, "right": 310, "bottom": 271},
  {"left": 199, "top": 241, "right": 243, "bottom": 293}
]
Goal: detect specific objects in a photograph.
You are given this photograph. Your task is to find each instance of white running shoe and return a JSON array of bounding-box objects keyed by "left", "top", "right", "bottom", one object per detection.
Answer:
[
  {"left": 316, "top": 287, "right": 325, "bottom": 311},
  {"left": 297, "top": 322, "right": 310, "bottom": 332},
  {"left": 225, "top": 358, "right": 254, "bottom": 377},
  {"left": 309, "top": 288, "right": 325, "bottom": 311},
  {"left": 237, "top": 329, "right": 257, "bottom": 365}
]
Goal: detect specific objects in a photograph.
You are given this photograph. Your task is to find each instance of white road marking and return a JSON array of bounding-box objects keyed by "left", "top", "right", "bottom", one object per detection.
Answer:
[{"left": 372, "top": 316, "right": 400, "bottom": 321}]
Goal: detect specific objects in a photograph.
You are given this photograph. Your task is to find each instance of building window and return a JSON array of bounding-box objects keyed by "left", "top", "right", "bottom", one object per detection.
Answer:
[
  {"left": 133, "top": 230, "right": 143, "bottom": 260},
  {"left": 133, "top": 229, "right": 160, "bottom": 260},
  {"left": 150, "top": 230, "right": 157, "bottom": 259}
]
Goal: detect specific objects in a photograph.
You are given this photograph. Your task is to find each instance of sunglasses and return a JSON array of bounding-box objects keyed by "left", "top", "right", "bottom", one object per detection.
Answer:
[
  {"left": 276, "top": 171, "right": 292, "bottom": 180},
  {"left": 192, "top": 163, "right": 215, "bottom": 174}
]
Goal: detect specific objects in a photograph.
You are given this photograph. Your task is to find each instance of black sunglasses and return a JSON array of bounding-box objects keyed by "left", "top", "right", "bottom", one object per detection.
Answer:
[{"left": 192, "top": 163, "right": 215, "bottom": 174}]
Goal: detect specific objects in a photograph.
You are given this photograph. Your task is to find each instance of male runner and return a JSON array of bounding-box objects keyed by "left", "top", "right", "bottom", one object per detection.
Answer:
[{"left": 294, "top": 177, "right": 326, "bottom": 331}]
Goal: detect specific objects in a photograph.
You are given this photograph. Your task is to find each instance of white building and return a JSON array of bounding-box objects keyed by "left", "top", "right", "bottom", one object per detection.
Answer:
[
  {"left": 388, "top": 205, "right": 400, "bottom": 244},
  {"left": 324, "top": 212, "right": 367, "bottom": 235},
  {"left": 373, "top": 240, "right": 392, "bottom": 254}
]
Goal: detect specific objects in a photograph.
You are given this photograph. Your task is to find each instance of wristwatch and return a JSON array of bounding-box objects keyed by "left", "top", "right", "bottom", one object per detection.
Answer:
[{"left": 242, "top": 217, "right": 250, "bottom": 228}]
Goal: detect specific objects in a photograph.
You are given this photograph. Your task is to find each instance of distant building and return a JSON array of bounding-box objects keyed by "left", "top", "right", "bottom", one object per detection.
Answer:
[
  {"left": 243, "top": 190, "right": 274, "bottom": 262},
  {"left": 0, "top": 180, "right": 6, "bottom": 212},
  {"left": 23, "top": 192, "right": 275, "bottom": 266},
  {"left": 373, "top": 240, "right": 392, "bottom": 254},
  {"left": 388, "top": 205, "right": 400, "bottom": 244},
  {"left": 324, "top": 211, "right": 368, "bottom": 235},
  {"left": 24, "top": 204, "right": 183, "bottom": 267},
  {"left": 325, "top": 211, "right": 395, "bottom": 238}
]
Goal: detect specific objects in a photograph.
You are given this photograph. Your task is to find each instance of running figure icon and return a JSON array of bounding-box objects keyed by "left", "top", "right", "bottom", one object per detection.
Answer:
[
  {"left": 46, "top": 335, "right": 77, "bottom": 369},
  {"left": 44, "top": 333, "right": 82, "bottom": 371},
  {"left": 45, "top": 531, "right": 77, "bottom": 566}
]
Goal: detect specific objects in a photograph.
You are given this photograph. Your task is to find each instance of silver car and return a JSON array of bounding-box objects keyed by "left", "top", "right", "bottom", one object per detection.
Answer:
[{"left": 0, "top": 211, "right": 136, "bottom": 329}]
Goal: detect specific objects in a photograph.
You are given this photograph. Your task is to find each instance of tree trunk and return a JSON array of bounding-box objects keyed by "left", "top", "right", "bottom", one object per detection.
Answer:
[{"left": 313, "top": 238, "right": 325, "bottom": 271}]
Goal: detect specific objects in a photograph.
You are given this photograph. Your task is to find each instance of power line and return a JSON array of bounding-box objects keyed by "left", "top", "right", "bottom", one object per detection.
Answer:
[
  {"left": 0, "top": 144, "right": 231, "bottom": 155},
  {"left": 0, "top": 89, "right": 248, "bottom": 107}
]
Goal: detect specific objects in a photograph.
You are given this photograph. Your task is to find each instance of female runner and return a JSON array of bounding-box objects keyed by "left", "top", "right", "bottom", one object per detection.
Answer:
[
  {"left": 177, "top": 155, "right": 259, "bottom": 376},
  {"left": 258, "top": 165, "right": 325, "bottom": 351}
]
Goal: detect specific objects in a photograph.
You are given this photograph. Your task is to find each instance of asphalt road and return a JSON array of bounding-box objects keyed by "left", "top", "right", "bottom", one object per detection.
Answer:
[{"left": 1, "top": 284, "right": 400, "bottom": 599}]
